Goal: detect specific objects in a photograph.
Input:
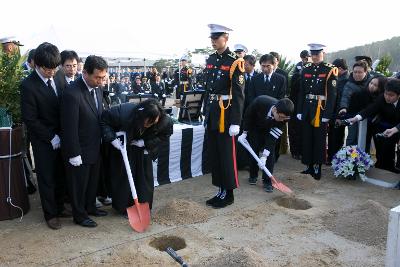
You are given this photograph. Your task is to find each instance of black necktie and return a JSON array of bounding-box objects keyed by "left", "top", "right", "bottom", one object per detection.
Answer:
[
  {"left": 90, "top": 90, "right": 98, "bottom": 110},
  {"left": 47, "top": 79, "right": 57, "bottom": 96},
  {"left": 246, "top": 74, "right": 251, "bottom": 84}
]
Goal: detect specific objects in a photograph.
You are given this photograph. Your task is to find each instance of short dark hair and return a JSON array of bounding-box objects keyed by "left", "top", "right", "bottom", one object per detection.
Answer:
[
  {"left": 83, "top": 55, "right": 108, "bottom": 74},
  {"left": 243, "top": 55, "right": 256, "bottom": 66},
  {"left": 27, "top": 49, "right": 36, "bottom": 63},
  {"left": 259, "top": 54, "right": 275, "bottom": 65},
  {"left": 353, "top": 61, "right": 368, "bottom": 72},
  {"left": 275, "top": 98, "right": 294, "bottom": 116},
  {"left": 332, "top": 58, "right": 348, "bottom": 70},
  {"left": 34, "top": 42, "right": 60, "bottom": 69},
  {"left": 60, "top": 50, "right": 79, "bottom": 65},
  {"left": 269, "top": 51, "right": 280, "bottom": 62},
  {"left": 385, "top": 78, "right": 400, "bottom": 95}
]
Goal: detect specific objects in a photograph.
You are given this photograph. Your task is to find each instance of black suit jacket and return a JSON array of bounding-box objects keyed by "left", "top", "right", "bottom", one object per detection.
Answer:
[
  {"left": 150, "top": 81, "right": 165, "bottom": 96},
  {"left": 242, "top": 95, "right": 285, "bottom": 148},
  {"left": 248, "top": 72, "right": 286, "bottom": 103},
  {"left": 21, "top": 70, "right": 63, "bottom": 143},
  {"left": 243, "top": 70, "right": 259, "bottom": 112},
  {"left": 359, "top": 94, "right": 400, "bottom": 130},
  {"left": 54, "top": 69, "right": 77, "bottom": 92},
  {"left": 275, "top": 68, "right": 289, "bottom": 95},
  {"left": 60, "top": 77, "right": 103, "bottom": 164}
]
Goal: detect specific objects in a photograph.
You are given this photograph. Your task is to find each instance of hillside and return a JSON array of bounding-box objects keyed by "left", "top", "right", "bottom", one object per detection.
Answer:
[{"left": 326, "top": 36, "right": 400, "bottom": 71}]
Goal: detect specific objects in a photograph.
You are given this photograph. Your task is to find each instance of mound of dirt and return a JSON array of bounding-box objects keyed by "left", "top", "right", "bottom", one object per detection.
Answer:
[
  {"left": 284, "top": 173, "right": 319, "bottom": 190},
  {"left": 193, "top": 247, "right": 268, "bottom": 267},
  {"left": 153, "top": 198, "right": 213, "bottom": 226},
  {"left": 324, "top": 199, "right": 389, "bottom": 247}
]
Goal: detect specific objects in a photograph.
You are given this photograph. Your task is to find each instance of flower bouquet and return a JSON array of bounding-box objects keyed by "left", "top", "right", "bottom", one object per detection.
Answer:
[{"left": 331, "top": 145, "right": 374, "bottom": 179}]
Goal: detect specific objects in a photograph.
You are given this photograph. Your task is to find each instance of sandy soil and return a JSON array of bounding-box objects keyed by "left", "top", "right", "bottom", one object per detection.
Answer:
[{"left": 1, "top": 154, "right": 399, "bottom": 267}]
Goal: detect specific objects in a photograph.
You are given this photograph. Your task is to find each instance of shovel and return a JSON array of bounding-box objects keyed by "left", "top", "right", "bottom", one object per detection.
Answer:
[
  {"left": 117, "top": 131, "right": 151, "bottom": 232},
  {"left": 166, "top": 247, "right": 189, "bottom": 267},
  {"left": 238, "top": 136, "right": 293, "bottom": 194}
]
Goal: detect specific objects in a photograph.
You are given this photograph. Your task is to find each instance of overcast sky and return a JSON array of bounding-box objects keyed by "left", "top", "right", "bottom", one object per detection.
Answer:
[{"left": 3, "top": 0, "right": 399, "bottom": 63}]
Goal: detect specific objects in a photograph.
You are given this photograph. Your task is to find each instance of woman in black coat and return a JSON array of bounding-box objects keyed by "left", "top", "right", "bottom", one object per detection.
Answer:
[{"left": 101, "top": 99, "right": 173, "bottom": 214}]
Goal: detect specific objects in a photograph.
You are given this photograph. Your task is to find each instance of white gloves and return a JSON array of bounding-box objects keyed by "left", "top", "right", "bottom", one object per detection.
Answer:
[
  {"left": 154, "top": 93, "right": 158, "bottom": 97},
  {"left": 131, "top": 139, "right": 145, "bottom": 147},
  {"left": 321, "top": 118, "right": 329, "bottom": 123},
  {"left": 258, "top": 156, "right": 267, "bottom": 169},
  {"left": 296, "top": 114, "right": 302, "bottom": 120},
  {"left": 229, "top": 125, "right": 240, "bottom": 136},
  {"left": 51, "top": 134, "right": 61, "bottom": 150},
  {"left": 262, "top": 149, "right": 270, "bottom": 158},
  {"left": 69, "top": 155, "right": 82, "bottom": 166},
  {"left": 122, "top": 91, "right": 128, "bottom": 95},
  {"left": 162, "top": 94, "right": 166, "bottom": 98},
  {"left": 238, "top": 131, "right": 247, "bottom": 142},
  {"left": 111, "top": 138, "right": 123, "bottom": 151}
]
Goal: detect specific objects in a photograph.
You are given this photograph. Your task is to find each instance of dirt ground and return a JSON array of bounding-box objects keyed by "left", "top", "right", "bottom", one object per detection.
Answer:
[{"left": 1, "top": 154, "right": 399, "bottom": 266}]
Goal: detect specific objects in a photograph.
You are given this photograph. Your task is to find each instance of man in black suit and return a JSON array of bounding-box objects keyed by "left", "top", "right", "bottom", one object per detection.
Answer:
[
  {"left": 151, "top": 73, "right": 167, "bottom": 106},
  {"left": 240, "top": 96, "right": 293, "bottom": 192},
  {"left": 243, "top": 55, "right": 258, "bottom": 113},
  {"left": 248, "top": 54, "right": 286, "bottom": 102},
  {"left": 348, "top": 78, "right": 400, "bottom": 173},
  {"left": 54, "top": 50, "right": 79, "bottom": 91},
  {"left": 270, "top": 51, "right": 289, "bottom": 95},
  {"left": 60, "top": 55, "right": 108, "bottom": 228},
  {"left": 21, "top": 42, "right": 68, "bottom": 230}
]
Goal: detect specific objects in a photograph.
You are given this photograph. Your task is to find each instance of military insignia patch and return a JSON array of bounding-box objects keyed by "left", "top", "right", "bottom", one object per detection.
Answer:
[
  {"left": 332, "top": 80, "right": 337, "bottom": 87},
  {"left": 239, "top": 74, "right": 244, "bottom": 84}
]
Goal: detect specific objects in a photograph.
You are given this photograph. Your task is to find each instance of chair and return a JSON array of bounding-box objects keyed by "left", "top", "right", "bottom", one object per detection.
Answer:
[{"left": 178, "top": 90, "right": 205, "bottom": 124}]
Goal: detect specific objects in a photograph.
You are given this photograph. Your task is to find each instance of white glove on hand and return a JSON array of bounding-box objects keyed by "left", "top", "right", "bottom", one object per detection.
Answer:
[
  {"left": 69, "top": 155, "right": 82, "bottom": 166},
  {"left": 229, "top": 125, "right": 240, "bottom": 136},
  {"left": 154, "top": 93, "right": 158, "bottom": 97},
  {"left": 51, "top": 134, "right": 61, "bottom": 150},
  {"left": 261, "top": 149, "right": 270, "bottom": 158},
  {"left": 238, "top": 131, "right": 247, "bottom": 142},
  {"left": 162, "top": 94, "right": 166, "bottom": 98},
  {"left": 258, "top": 156, "right": 267, "bottom": 169},
  {"left": 321, "top": 118, "right": 329, "bottom": 123},
  {"left": 296, "top": 114, "right": 302, "bottom": 120},
  {"left": 111, "top": 138, "right": 123, "bottom": 151},
  {"left": 131, "top": 139, "right": 145, "bottom": 147}
]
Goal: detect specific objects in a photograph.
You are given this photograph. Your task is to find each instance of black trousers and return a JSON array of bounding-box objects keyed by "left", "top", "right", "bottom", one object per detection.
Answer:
[
  {"left": 374, "top": 131, "right": 399, "bottom": 172},
  {"left": 247, "top": 131, "right": 275, "bottom": 186},
  {"left": 327, "top": 121, "right": 345, "bottom": 162},
  {"left": 97, "top": 143, "right": 112, "bottom": 198},
  {"left": 31, "top": 139, "right": 65, "bottom": 221},
  {"left": 66, "top": 159, "right": 100, "bottom": 223},
  {"left": 288, "top": 118, "right": 302, "bottom": 157},
  {"left": 301, "top": 121, "right": 327, "bottom": 165},
  {"left": 207, "top": 130, "right": 238, "bottom": 190},
  {"left": 109, "top": 145, "right": 154, "bottom": 214}
]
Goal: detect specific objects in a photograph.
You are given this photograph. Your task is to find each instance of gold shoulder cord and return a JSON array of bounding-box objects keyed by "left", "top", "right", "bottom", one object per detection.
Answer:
[
  {"left": 312, "top": 66, "right": 339, "bottom": 127},
  {"left": 218, "top": 58, "right": 245, "bottom": 133}
]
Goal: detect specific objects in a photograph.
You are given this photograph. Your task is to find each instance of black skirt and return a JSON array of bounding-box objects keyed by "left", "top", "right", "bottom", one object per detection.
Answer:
[{"left": 109, "top": 145, "right": 154, "bottom": 214}]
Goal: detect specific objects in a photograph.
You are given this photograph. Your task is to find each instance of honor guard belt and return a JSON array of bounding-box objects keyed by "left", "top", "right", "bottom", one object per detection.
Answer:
[
  {"left": 209, "top": 94, "right": 230, "bottom": 101},
  {"left": 179, "top": 81, "right": 189, "bottom": 85},
  {"left": 306, "top": 94, "right": 326, "bottom": 100}
]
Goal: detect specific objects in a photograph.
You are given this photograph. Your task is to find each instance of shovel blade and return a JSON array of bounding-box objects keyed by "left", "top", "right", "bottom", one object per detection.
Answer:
[
  {"left": 127, "top": 200, "right": 151, "bottom": 232},
  {"left": 271, "top": 175, "right": 293, "bottom": 194}
]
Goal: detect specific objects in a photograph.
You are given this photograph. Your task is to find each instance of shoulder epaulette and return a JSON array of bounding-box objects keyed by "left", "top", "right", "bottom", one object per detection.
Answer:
[
  {"left": 324, "top": 62, "right": 334, "bottom": 68},
  {"left": 304, "top": 63, "right": 312, "bottom": 68},
  {"left": 228, "top": 52, "right": 237, "bottom": 59}
]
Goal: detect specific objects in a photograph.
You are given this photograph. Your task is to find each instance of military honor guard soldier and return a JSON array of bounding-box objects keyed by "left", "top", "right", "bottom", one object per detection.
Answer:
[
  {"left": 296, "top": 44, "right": 337, "bottom": 180},
  {"left": 203, "top": 24, "right": 245, "bottom": 208}
]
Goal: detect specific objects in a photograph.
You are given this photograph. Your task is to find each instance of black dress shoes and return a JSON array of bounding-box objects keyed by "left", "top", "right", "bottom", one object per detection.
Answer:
[
  {"left": 206, "top": 195, "right": 220, "bottom": 206},
  {"left": 211, "top": 196, "right": 234, "bottom": 209},
  {"left": 58, "top": 209, "right": 72, "bottom": 218},
  {"left": 75, "top": 218, "right": 97, "bottom": 228},
  {"left": 89, "top": 209, "right": 108, "bottom": 217},
  {"left": 46, "top": 218, "right": 61, "bottom": 230},
  {"left": 301, "top": 166, "right": 314, "bottom": 175}
]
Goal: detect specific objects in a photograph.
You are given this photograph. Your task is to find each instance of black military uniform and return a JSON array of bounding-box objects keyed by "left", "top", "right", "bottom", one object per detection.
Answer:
[
  {"left": 173, "top": 63, "right": 193, "bottom": 99},
  {"left": 297, "top": 44, "right": 337, "bottom": 179},
  {"left": 203, "top": 44, "right": 245, "bottom": 208}
]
